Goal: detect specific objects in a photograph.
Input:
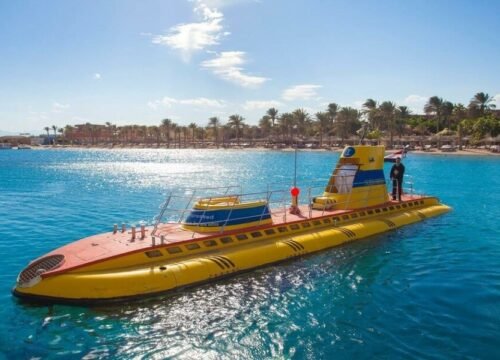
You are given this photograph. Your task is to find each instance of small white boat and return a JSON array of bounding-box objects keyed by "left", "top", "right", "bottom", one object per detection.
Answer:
[{"left": 384, "top": 149, "right": 405, "bottom": 162}]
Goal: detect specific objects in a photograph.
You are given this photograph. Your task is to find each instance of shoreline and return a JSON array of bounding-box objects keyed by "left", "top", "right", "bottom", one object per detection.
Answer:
[{"left": 26, "top": 145, "right": 500, "bottom": 156}]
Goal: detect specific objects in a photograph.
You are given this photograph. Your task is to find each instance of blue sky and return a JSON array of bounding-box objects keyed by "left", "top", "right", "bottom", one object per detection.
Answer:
[{"left": 0, "top": 0, "right": 499, "bottom": 134}]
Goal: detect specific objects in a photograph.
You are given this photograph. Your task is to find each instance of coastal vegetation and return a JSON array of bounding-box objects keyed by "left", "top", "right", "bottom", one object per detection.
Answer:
[{"left": 45, "top": 93, "right": 499, "bottom": 149}]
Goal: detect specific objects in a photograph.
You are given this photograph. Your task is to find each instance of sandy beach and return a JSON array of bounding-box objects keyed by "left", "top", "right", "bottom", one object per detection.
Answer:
[{"left": 30, "top": 144, "right": 500, "bottom": 156}]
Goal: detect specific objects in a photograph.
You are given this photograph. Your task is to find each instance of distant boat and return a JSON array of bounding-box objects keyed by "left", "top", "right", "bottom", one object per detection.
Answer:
[
  {"left": 384, "top": 149, "right": 405, "bottom": 162},
  {"left": 0, "top": 143, "right": 12, "bottom": 150},
  {"left": 17, "top": 145, "right": 32, "bottom": 150}
]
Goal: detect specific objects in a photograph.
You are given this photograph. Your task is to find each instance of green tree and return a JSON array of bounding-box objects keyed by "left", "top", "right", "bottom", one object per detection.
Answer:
[
  {"left": 171, "top": 123, "right": 178, "bottom": 148},
  {"left": 208, "top": 117, "right": 220, "bottom": 148},
  {"left": 452, "top": 103, "right": 468, "bottom": 128},
  {"left": 161, "top": 118, "right": 172, "bottom": 148},
  {"left": 188, "top": 123, "right": 197, "bottom": 147},
  {"left": 367, "top": 128, "right": 382, "bottom": 144},
  {"left": 379, "top": 101, "right": 396, "bottom": 147},
  {"left": 469, "top": 92, "right": 496, "bottom": 117},
  {"left": 278, "top": 112, "right": 294, "bottom": 144},
  {"left": 441, "top": 101, "right": 454, "bottom": 130},
  {"left": 335, "top": 107, "right": 360, "bottom": 143},
  {"left": 363, "top": 99, "right": 380, "bottom": 130},
  {"left": 150, "top": 126, "right": 160, "bottom": 146},
  {"left": 424, "top": 96, "right": 444, "bottom": 134},
  {"left": 44, "top": 126, "right": 50, "bottom": 144},
  {"left": 315, "top": 111, "right": 330, "bottom": 148},
  {"left": 63, "top": 125, "right": 74, "bottom": 144},
  {"left": 327, "top": 103, "right": 338, "bottom": 120},
  {"left": 52, "top": 125, "right": 57, "bottom": 144},
  {"left": 396, "top": 106, "right": 411, "bottom": 138},
  {"left": 472, "top": 116, "right": 500, "bottom": 141},
  {"left": 266, "top": 107, "right": 278, "bottom": 135},
  {"left": 228, "top": 114, "right": 245, "bottom": 146},
  {"left": 259, "top": 115, "right": 272, "bottom": 138},
  {"left": 292, "top": 108, "right": 311, "bottom": 136},
  {"left": 181, "top": 126, "right": 189, "bottom": 147}
]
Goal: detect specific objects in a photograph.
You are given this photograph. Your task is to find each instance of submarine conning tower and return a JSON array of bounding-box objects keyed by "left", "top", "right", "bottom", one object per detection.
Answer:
[{"left": 312, "top": 145, "right": 389, "bottom": 210}]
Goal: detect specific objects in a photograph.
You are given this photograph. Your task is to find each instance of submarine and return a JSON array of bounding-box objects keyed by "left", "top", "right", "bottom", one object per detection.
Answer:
[{"left": 13, "top": 145, "right": 450, "bottom": 304}]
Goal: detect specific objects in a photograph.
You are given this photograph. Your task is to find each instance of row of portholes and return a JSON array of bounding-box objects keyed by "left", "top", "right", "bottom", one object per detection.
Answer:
[{"left": 145, "top": 199, "right": 425, "bottom": 259}]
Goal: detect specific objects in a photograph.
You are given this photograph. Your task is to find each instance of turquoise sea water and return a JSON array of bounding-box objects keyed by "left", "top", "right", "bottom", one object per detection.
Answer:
[{"left": 0, "top": 149, "right": 499, "bottom": 359}]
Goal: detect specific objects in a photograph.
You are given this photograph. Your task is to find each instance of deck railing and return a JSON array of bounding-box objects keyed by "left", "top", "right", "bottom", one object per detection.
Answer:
[{"left": 151, "top": 173, "right": 424, "bottom": 243}]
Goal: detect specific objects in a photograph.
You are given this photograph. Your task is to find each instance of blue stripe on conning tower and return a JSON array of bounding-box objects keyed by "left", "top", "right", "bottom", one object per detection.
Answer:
[{"left": 353, "top": 169, "right": 386, "bottom": 187}]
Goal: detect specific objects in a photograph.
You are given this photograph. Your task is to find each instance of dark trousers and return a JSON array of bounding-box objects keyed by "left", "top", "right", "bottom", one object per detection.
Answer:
[{"left": 392, "top": 179, "right": 402, "bottom": 200}]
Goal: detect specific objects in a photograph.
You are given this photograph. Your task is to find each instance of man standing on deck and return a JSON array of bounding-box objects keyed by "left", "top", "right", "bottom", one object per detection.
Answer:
[{"left": 390, "top": 157, "right": 405, "bottom": 201}]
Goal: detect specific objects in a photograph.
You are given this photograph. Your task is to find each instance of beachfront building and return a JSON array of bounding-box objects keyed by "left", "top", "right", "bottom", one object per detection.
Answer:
[{"left": 0, "top": 135, "right": 31, "bottom": 146}]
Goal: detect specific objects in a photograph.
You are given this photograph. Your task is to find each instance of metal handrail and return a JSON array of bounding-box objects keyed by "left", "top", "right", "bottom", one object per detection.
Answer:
[
  {"left": 151, "top": 193, "right": 172, "bottom": 237},
  {"left": 151, "top": 173, "right": 426, "bottom": 243}
]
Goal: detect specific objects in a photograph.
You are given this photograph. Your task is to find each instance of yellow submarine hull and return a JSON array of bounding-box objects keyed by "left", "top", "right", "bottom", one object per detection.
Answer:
[{"left": 14, "top": 198, "right": 450, "bottom": 303}]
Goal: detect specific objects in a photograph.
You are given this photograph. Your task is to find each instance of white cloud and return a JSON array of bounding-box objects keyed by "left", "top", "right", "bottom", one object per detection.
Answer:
[
  {"left": 94, "top": 73, "right": 101, "bottom": 80},
  {"left": 352, "top": 100, "right": 364, "bottom": 109},
  {"left": 28, "top": 111, "right": 48, "bottom": 121},
  {"left": 201, "top": 51, "right": 269, "bottom": 88},
  {"left": 52, "top": 102, "right": 70, "bottom": 113},
  {"left": 152, "top": 2, "right": 226, "bottom": 60},
  {"left": 148, "top": 96, "right": 226, "bottom": 110},
  {"left": 493, "top": 94, "right": 500, "bottom": 108},
  {"left": 199, "top": 0, "right": 253, "bottom": 7},
  {"left": 402, "top": 94, "right": 428, "bottom": 114},
  {"left": 242, "top": 100, "right": 283, "bottom": 111},
  {"left": 404, "top": 94, "right": 427, "bottom": 103},
  {"left": 282, "top": 84, "right": 322, "bottom": 101}
]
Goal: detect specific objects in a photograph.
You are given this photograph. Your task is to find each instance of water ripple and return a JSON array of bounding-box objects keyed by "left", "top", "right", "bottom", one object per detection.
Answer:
[{"left": 0, "top": 150, "right": 499, "bottom": 359}]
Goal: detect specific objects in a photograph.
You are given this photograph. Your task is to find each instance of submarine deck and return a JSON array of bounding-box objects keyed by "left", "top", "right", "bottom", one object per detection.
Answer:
[{"left": 39, "top": 194, "right": 424, "bottom": 275}]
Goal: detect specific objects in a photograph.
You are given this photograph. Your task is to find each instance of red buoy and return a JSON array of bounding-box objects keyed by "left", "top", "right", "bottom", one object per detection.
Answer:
[{"left": 291, "top": 187, "right": 300, "bottom": 197}]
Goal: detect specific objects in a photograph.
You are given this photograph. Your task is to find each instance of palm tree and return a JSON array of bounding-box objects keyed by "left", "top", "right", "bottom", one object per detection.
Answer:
[
  {"left": 315, "top": 112, "right": 330, "bottom": 148},
  {"left": 150, "top": 126, "right": 160, "bottom": 146},
  {"left": 63, "top": 125, "right": 74, "bottom": 144},
  {"left": 139, "top": 126, "right": 147, "bottom": 143},
  {"left": 325, "top": 103, "right": 338, "bottom": 145},
  {"left": 452, "top": 103, "right": 467, "bottom": 129},
  {"left": 51, "top": 125, "right": 57, "bottom": 144},
  {"left": 119, "top": 125, "right": 131, "bottom": 144},
  {"left": 441, "top": 101, "right": 454, "bottom": 130},
  {"left": 278, "top": 112, "right": 294, "bottom": 144},
  {"left": 424, "top": 96, "right": 444, "bottom": 134},
  {"left": 170, "top": 123, "right": 178, "bottom": 147},
  {"left": 188, "top": 123, "right": 197, "bottom": 147},
  {"left": 227, "top": 114, "right": 245, "bottom": 146},
  {"left": 379, "top": 102, "right": 396, "bottom": 147},
  {"left": 335, "top": 107, "right": 360, "bottom": 144},
  {"left": 104, "top": 122, "right": 113, "bottom": 143},
  {"left": 469, "top": 92, "right": 496, "bottom": 117},
  {"left": 208, "top": 117, "right": 220, "bottom": 148},
  {"left": 176, "top": 125, "right": 182, "bottom": 148},
  {"left": 220, "top": 124, "right": 227, "bottom": 147},
  {"left": 43, "top": 127, "right": 50, "bottom": 144},
  {"left": 198, "top": 127, "right": 205, "bottom": 147},
  {"left": 57, "top": 128, "right": 64, "bottom": 143},
  {"left": 259, "top": 116, "right": 272, "bottom": 139},
  {"left": 161, "top": 118, "right": 172, "bottom": 148},
  {"left": 327, "top": 103, "right": 338, "bottom": 121},
  {"left": 266, "top": 108, "right": 278, "bottom": 139},
  {"left": 266, "top": 107, "right": 278, "bottom": 128},
  {"left": 181, "top": 126, "right": 188, "bottom": 148},
  {"left": 396, "top": 106, "right": 411, "bottom": 139},
  {"left": 363, "top": 99, "right": 380, "bottom": 130},
  {"left": 292, "top": 108, "right": 311, "bottom": 137}
]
